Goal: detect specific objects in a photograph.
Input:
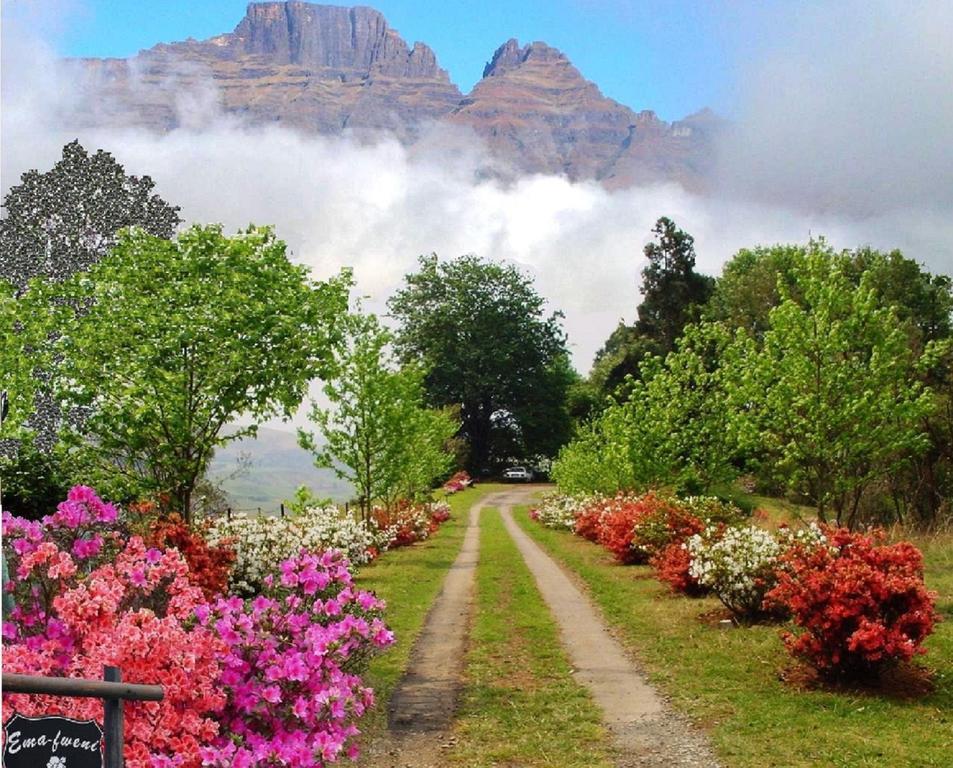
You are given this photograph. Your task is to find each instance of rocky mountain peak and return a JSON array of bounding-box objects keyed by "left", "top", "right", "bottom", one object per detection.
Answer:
[
  {"left": 482, "top": 38, "right": 569, "bottom": 78},
  {"left": 222, "top": 2, "right": 449, "bottom": 80}
]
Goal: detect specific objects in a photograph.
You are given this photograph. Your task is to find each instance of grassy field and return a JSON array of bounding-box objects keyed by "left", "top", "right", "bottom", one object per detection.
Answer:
[
  {"left": 353, "top": 484, "right": 499, "bottom": 737},
  {"left": 448, "top": 508, "right": 614, "bottom": 766},
  {"left": 516, "top": 506, "right": 953, "bottom": 768}
]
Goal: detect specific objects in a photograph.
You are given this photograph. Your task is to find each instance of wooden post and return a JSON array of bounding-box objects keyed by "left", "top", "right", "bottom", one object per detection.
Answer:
[
  {"left": 226, "top": 507, "right": 232, "bottom": 521},
  {"left": 103, "top": 665, "right": 123, "bottom": 768},
  {"left": 280, "top": 503, "right": 285, "bottom": 518}
]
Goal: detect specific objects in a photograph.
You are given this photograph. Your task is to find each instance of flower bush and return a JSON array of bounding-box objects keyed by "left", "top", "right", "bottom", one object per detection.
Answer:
[
  {"left": 687, "top": 523, "right": 828, "bottom": 619},
  {"left": 687, "top": 525, "right": 784, "bottom": 618},
  {"left": 208, "top": 505, "right": 383, "bottom": 595},
  {"left": 651, "top": 542, "right": 706, "bottom": 595},
  {"left": 766, "top": 527, "right": 940, "bottom": 677},
  {"left": 131, "top": 504, "right": 236, "bottom": 599},
  {"left": 429, "top": 501, "right": 452, "bottom": 526},
  {"left": 530, "top": 494, "right": 586, "bottom": 530},
  {"left": 372, "top": 501, "right": 435, "bottom": 549},
  {"left": 199, "top": 549, "right": 394, "bottom": 767},
  {"left": 630, "top": 495, "right": 705, "bottom": 559},
  {"left": 2, "top": 487, "right": 225, "bottom": 768},
  {"left": 3, "top": 486, "right": 397, "bottom": 768},
  {"left": 442, "top": 471, "right": 472, "bottom": 494}
]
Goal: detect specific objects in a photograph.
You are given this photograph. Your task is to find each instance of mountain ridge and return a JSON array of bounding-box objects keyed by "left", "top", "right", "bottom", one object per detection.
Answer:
[{"left": 69, "top": 1, "right": 721, "bottom": 187}]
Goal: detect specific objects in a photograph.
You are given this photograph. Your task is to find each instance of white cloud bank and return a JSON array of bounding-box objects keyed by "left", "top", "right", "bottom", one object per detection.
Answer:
[{"left": 2, "top": 1, "right": 951, "bottom": 375}]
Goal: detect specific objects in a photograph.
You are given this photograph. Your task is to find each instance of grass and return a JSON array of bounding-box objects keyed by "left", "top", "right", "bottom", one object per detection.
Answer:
[
  {"left": 353, "top": 483, "right": 501, "bottom": 736},
  {"left": 515, "top": 506, "right": 953, "bottom": 768},
  {"left": 447, "top": 508, "right": 614, "bottom": 767}
]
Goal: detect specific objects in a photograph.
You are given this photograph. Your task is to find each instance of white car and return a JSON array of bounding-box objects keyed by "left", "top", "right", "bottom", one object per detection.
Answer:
[{"left": 503, "top": 466, "right": 533, "bottom": 482}]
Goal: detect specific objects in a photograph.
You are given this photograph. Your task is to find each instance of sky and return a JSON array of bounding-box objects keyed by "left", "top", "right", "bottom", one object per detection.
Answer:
[
  {"left": 2, "top": 0, "right": 952, "bottom": 383},
  {"left": 48, "top": 0, "right": 754, "bottom": 121}
]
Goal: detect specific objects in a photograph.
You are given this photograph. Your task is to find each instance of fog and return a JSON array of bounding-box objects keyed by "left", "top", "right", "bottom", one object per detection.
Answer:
[{"left": 3, "top": 0, "right": 951, "bottom": 377}]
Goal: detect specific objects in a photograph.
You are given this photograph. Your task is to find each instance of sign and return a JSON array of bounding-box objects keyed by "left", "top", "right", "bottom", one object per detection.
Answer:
[{"left": 3, "top": 714, "right": 103, "bottom": 768}]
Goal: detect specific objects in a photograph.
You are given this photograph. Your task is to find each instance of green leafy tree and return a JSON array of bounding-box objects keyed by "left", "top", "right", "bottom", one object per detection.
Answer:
[
  {"left": 754, "top": 249, "right": 934, "bottom": 526},
  {"left": 388, "top": 254, "right": 569, "bottom": 473},
  {"left": 1, "top": 141, "right": 182, "bottom": 512},
  {"left": 17, "top": 224, "right": 350, "bottom": 520},
  {"left": 634, "top": 217, "right": 715, "bottom": 352},
  {"left": 641, "top": 322, "right": 757, "bottom": 493},
  {"left": 589, "top": 217, "right": 714, "bottom": 400},
  {"left": 299, "top": 312, "right": 456, "bottom": 515}
]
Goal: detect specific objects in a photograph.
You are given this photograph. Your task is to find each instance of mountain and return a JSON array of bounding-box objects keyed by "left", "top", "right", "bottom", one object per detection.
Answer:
[
  {"left": 207, "top": 426, "right": 352, "bottom": 510},
  {"left": 70, "top": 2, "right": 721, "bottom": 188}
]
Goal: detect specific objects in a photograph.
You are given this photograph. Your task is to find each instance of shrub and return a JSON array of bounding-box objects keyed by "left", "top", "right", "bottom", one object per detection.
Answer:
[
  {"left": 687, "top": 524, "right": 829, "bottom": 620},
  {"left": 687, "top": 525, "right": 784, "bottom": 619},
  {"left": 531, "top": 494, "right": 585, "bottom": 530},
  {"left": 208, "top": 505, "right": 383, "bottom": 595},
  {"left": 2, "top": 487, "right": 225, "bottom": 768},
  {"left": 372, "top": 501, "right": 433, "bottom": 548},
  {"left": 131, "top": 504, "right": 236, "bottom": 599},
  {"left": 651, "top": 542, "right": 706, "bottom": 595},
  {"left": 199, "top": 549, "right": 394, "bottom": 767},
  {"left": 595, "top": 496, "right": 652, "bottom": 564},
  {"left": 429, "top": 501, "right": 452, "bottom": 526},
  {"left": 443, "top": 471, "right": 472, "bottom": 494},
  {"left": 631, "top": 495, "right": 705, "bottom": 559},
  {"left": 766, "top": 527, "right": 940, "bottom": 677}
]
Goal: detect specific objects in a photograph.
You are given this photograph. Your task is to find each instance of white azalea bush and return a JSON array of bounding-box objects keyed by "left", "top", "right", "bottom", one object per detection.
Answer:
[
  {"left": 208, "top": 505, "right": 386, "bottom": 595},
  {"left": 529, "top": 494, "right": 588, "bottom": 530},
  {"left": 687, "top": 523, "right": 828, "bottom": 619}
]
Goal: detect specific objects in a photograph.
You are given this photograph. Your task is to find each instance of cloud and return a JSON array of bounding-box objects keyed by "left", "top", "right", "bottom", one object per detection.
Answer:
[
  {"left": 2, "top": 0, "right": 951, "bottom": 386},
  {"left": 716, "top": 0, "right": 953, "bottom": 223}
]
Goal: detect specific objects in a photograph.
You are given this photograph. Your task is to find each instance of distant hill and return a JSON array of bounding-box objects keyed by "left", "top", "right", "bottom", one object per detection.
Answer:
[
  {"left": 69, "top": 2, "right": 721, "bottom": 189},
  {"left": 207, "top": 426, "right": 352, "bottom": 510}
]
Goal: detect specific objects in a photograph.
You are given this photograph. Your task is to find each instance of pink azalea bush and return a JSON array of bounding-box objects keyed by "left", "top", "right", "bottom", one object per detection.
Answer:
[
  {"left": 2, "top": 487, "right": 395, "bottom": 768},
  {"left": 2, "top": 487, "right": 225, "bottom": 768},
  {"left": 199, "top": 549, "right": 394, "bottom": 767}
]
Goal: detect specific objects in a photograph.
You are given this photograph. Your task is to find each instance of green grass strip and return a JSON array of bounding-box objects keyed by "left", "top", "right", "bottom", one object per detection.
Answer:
[
  {"left": 448, "top": 507, "right": 614, "bottom": 767},
  {"left": 355, "top": 484, "right": 501, "bottom": 734},
  {"left": 515, "top": 507, "right": 953, "bottom": 768}
]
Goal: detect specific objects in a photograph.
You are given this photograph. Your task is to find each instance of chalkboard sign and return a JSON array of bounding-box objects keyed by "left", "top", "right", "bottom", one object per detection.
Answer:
[{"left": 3, "top": 714, "right": 103, "bottom": 768}]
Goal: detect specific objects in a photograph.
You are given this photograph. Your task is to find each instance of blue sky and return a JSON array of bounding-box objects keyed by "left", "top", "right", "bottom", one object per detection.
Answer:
[{"left": 52, "top": 0, "right": 762, "bottom": 121}]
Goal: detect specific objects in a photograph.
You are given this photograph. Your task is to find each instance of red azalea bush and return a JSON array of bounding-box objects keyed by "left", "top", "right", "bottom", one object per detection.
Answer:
[
  {"left": 651, "top": 542, "right": 706, "bottom": 596},
  {"left": 598, "top": 504, "right": 647, "bottom": 564},
  {"left": 574, "top": 505, "right": 605, "bottom": 542},
  {"left": 2, "top": 488, "right": 225, "bottom": 768},
  {"left": 766, "top": 527, "right": 941, "bottom": 677},
  {"left": 429, "top": 501, "right": 452, "bottom": 526},
  {"left": 631, "top": 495, "right": 705, "bottom": 560},
  {"left": 136, "top": 506, "right": 237, "bottom": 599},
  {"left": 372, "top": 501, "right": 435, "bottom": 548}
]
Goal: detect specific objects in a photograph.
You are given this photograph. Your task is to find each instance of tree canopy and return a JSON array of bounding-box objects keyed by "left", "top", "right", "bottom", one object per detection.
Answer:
[
  {"left": 13, "top": 224, "right": 350, "bottom": 519},
  {"left": 388, "top": 253, "right": 570, "bottom": 473},
  {"left": 299, "top": 311, "right": 456, "bottom": 515}
]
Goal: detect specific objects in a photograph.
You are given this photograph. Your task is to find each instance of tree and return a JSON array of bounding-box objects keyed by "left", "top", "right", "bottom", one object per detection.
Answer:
[
  {"left": 299, "top": 312, "right": 456, "bottom": 516},
  {"left": 388, "top": 254, "right": 569, "bottom": 473},
  {"left": 17, "top": 224, "right": 350, "bottom": 520},
  {"left": 589, "top": 217, "right": 714, "bottom": 400},
  {"left": 753, "top": 249, "right": 934, "bottom": 526},
  {"left": 634, "top": 217, "right": 715, "bottom": 352},
  {"left": 0, "top": 140, "right": 181, "bottom": 293},
  {"left": 641, "top": 322, "right": 757, "bottom": 493},
  {"left": 1, "top": 140, "right": 182, "bottom": 497}
]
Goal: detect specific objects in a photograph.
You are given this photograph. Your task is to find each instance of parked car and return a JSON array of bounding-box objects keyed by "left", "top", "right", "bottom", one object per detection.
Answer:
[{"left": 502, "top": 466, "right": 533, "bottom": 482}]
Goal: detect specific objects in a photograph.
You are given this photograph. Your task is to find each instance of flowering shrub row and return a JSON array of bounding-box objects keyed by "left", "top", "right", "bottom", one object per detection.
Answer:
[
  {"left": 530, "top": 493, "right": 940, "bottom": 678},
  {"left": 372, "top": 500, "right": 452, "bottom": 549},
  {"left": 207, "top": 505, "right": 389, "bottom": 596},
  {"left": 443, "top": 471, "right": 472, "bottom": 494},
  {"left": 2, "top": 487, "right": 396, "bottom": 767}
]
